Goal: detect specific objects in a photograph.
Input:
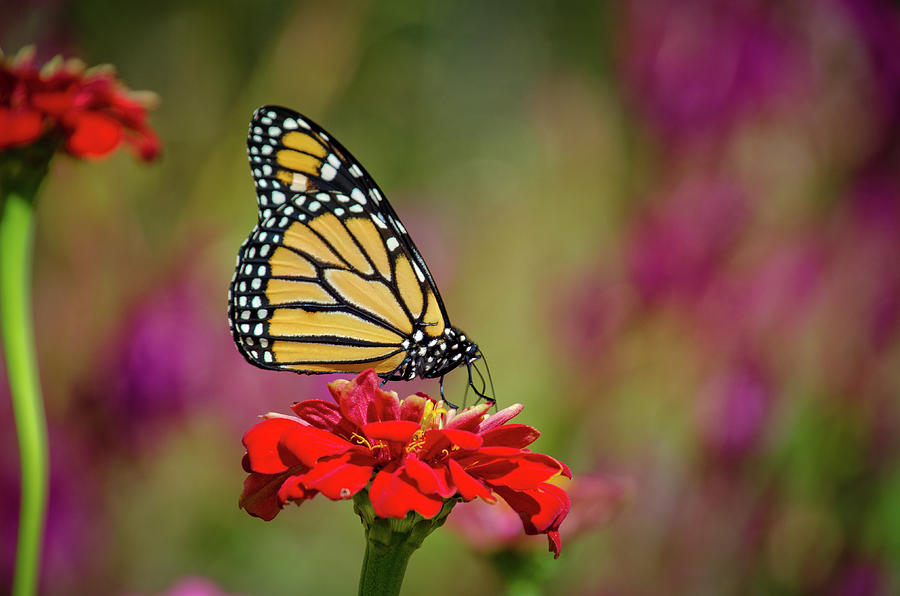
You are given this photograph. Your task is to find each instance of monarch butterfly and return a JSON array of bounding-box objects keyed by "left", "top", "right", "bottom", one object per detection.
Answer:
[{"left": 228, "top": 105, "right": 492, "bottom": 402}]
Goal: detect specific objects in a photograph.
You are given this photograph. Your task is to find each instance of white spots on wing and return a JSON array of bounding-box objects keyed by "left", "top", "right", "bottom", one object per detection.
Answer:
[
  {"left": 350, "top": 188, "right": 366, "bottom": 204},
  {"left": 238, "top": 296, "right": 247, "bottom": 307},
  {"left": 254, "top": 323, "right": 264, "bottom": 336},
  {"left": 386, "top": 237, "right": 399, "bottom": 251},
  {"left": 320, "top": 163, "right": 337, "bottom": 181},
  {"left": 252, "top": 296, "right": 262, "bottom": 308},
  {"left": 372, "top": 214, "right": 387, "bottom": 229},
  {"left": 309, "top": 201, "right": 321, "bottom": 212},
  {"left": 261, "top": 145, "right": 273, "bottom": 155},
  {"left": 268, "top": 126, "right": 281, "bottom": 136},
  {"left": 413, "top": 330, "right": 424, "bottom": 342},
  {"left": 369, "top": 188, "right": 383, "bottom": 203},
  {"left": 263, "top": 351, "right": 273, "bottom": 363},
  {"left": 349, "top": 164, "right": 363, "bottom": 177},
  {"left": 349, "top": 204, "right": 364, "bottom": 213},
  {"left": 395, "top": 220, "right": 407, "bottom": 234},
  {"left": 260, "top": 244, "right": 270, "bottom": 257},
  {"left": 283, "top": 206, "right": 295, "bottom": 216},
  {"left": 251, "top": 278, "right": 262, "bottom": 290},
  {"left": 336, "top": 194, "right": 349, "bottom": 203},
  {"left": 262, "top": 164, "right": 273, "bottom": 175},
  {"left": 320, "top": 132, "right": 330, "bottom": 141},
  {"left": 271, "top": 190, "right": 285, "bottom": 205},
  {"left": 412, "top": 262, "right": 425, "bottom": 282},
  {"left": 241, "top": 323, "right": 250, "bottom": 333},
  {"left": 260, "top": 338, "right": 269, "bottom": 348},
  {"left": 334, "top": 207, "right": 345, "bottom": 216},
  {"left": 298, "top": 118, "right": 311, "bottom": 130},
  {"left": 283, "top": 118, "right": 298, "bottom": 130},
  {"left": 253, "top": 126, "right": 263, "bottom": 134},
  {"left": 291, "top": 173, "right": 308, "bottom": 191},
  {"left": 294, "top": 195, "right": 306, "bottom": 208},
  {"left": 327, "top": 154, "right": 341, "bottom": 168},
  {"left": 261, "top": 117, "right": 272, "bottom": 125},
  {"left": 250, "top": 146, "right": 259, "bottom": 155}
]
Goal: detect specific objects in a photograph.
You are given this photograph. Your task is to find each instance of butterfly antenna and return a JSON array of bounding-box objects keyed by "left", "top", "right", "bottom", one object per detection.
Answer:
[{"left": 481, "top": 351, "right": 496, "bottom": 406}]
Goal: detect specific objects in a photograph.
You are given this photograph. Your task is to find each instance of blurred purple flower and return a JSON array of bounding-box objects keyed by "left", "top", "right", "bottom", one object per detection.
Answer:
[
  {"left": 71, "top": 268, "right": 318, "bottom": 450},
  {"left": 125, "top": 577, "right": 248, "bottom": 596},
  {"left": 698, "top": 358, "right": 773, "bottom": 463},
  {"left": 692, "top": 235, "right": 824, "bottom": 355},
  {"left": 626, "top": 179, "right": 748, "bottom": 304},
  {"left": 621, "top": 0, "right": 807, "bottom": 143},
  {"left": 836, "top": 0, "right": 900, "bottom": 161},
  {"left": 826, "top": 557, "right": 885, "bottom": 596},
  {"left": 551, "top": 273, "right": 630, "bottom": 373}
]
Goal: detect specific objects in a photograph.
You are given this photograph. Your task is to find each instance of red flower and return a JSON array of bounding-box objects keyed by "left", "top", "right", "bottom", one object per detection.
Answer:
[
  {"left": 0, "top": 47, "right": 160, "bottom": 160},
  {"left": 239, "top": 370, "right": 572, "bottom": 557}
]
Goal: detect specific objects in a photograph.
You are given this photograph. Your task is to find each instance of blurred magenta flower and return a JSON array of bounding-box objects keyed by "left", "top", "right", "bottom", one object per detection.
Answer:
[
  {"left": 0, "top": 47, "right": 160, "bottom": 160},
  {"left": 621, "top": 0, "right": 807, "bottom": 143},
  {"left": 72, "top": 268, "right": 318, "bottom": 449},
  {"left": 449, "top": 473, "right": 632, "bottom": 554},
  {"left": 125, "top": 577, "right": 248, "bottom": 596},
  {"left": 626, "top": 179, "right": 748, "bottom": 304},
  {"left": 698, "top": 358, "right": 773, "bottom": 463},
  {"left": 240, "top": 370, "right": 572, "bottom": 557}
]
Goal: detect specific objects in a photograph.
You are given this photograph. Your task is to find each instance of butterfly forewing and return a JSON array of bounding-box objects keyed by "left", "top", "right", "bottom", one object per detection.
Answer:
[{"left": 230, "top": 106, "right": 452, "bottom": 377}]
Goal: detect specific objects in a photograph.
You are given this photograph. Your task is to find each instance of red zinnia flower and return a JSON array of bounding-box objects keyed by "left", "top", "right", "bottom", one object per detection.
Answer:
[
  {"left": 0, "top": 47, "right": 160, "bottom": 160},
  {"left": 239, "top": 370, "right": 572, "bottom": 557}
]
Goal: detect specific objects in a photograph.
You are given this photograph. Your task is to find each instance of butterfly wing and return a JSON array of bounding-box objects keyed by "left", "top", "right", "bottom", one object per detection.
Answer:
[{"left": 229, "top": 106, "right": 450, "bottom": 376}]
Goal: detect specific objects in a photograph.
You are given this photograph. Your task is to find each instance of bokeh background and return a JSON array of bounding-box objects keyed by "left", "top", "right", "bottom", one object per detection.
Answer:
[{"left": 3, "top": 0, "right": 900, "bottom": 594}]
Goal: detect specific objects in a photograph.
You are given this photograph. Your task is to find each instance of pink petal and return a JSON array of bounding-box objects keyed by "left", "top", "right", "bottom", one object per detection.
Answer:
[
  {"left": 477, "top": 404, "right": 524, "bottom": 433},
  {"left": 291, "top": 399, "right": 344, "bottom": 430},
  {"left": 444, "top": 404, "right": 491, "bottom": 431}
]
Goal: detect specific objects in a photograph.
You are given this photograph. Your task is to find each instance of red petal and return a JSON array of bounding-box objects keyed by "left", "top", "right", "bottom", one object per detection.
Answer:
[
  {"left": 300, "top": 452, "right": 373, "bottom": 500},
  {"left": 369, "top": 468, "right": 444, "bottom": 519},
  {"left": 276, "top": 474, "right": 316, "bottom": 504},
  {"left": 447, "top": 458, "right": 494, "bottom": 502},
  {"left": 470, "top": 453, "right": 567, "bottom": 490},
  {"left": 481, "top": 424, "right": 540, "bottom": 448},
  {"left": 64, "top": 110, "right": 123, "bottom": 158},
  {"left": 242, "top": 418, "right": 304, "bottom": 474},
  {"left": 30, "top": 90, "right": 77, "bottom": 116},
  {"left": 280, "top": 425, "right": 358, "bottom": 467},
  {"left": 440, "top": 428, "right": 483, "bottom": 450},
  {"left": 363, "top": 420, "right": 419, "bottom": 442},
  {"left": 0, "top": 107, "right": 44, "bottom": 149},
  {"left": 403, "top": 454, "right": 453, "bottom": 498},
  {"left": 494, "top": 483, "right": 570, "bottom": 558},
  {"left": 239, "top": 471, "right": 292, "bottom": 521}
]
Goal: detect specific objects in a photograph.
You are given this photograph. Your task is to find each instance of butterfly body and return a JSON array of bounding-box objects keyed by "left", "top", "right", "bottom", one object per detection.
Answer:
[{"left": 228, "top": 106, "right": 489, "bottom": 396}]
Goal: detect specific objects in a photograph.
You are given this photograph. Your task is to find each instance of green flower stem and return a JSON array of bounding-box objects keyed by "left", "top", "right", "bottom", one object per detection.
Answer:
[
  {"left": 1, "top": 191, "right": 48, "bottom": 596},
  {"left": 354, "top": 491, "right": 457, "bottom": 596}
]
